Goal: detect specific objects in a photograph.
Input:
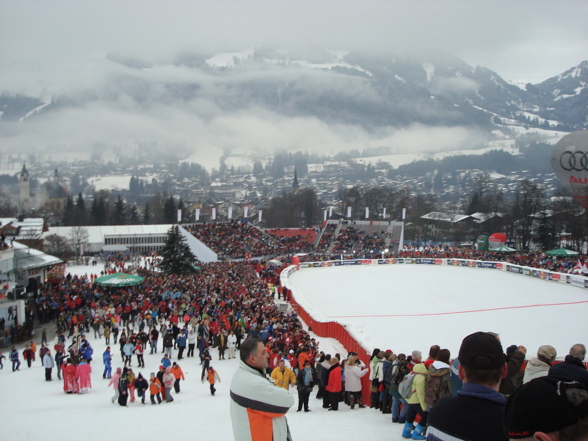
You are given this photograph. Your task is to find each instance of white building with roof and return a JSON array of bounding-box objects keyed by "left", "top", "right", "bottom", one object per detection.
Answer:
[{"left": 44, "top": 224, "right": 218, "bottom": 262}]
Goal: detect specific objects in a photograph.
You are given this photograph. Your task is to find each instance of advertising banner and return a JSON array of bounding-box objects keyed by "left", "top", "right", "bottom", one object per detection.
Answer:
[{"left": 566, "top": 275, "right": 588, "bottom": 288}]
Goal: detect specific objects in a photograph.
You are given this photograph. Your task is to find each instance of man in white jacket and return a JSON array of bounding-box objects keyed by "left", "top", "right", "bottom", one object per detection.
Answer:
[
  {"left": 43, "top": 349, "right": 55, "bottom": 381},
  {"left": 230, "top": 338, "right": 294, "bottom": 441}
]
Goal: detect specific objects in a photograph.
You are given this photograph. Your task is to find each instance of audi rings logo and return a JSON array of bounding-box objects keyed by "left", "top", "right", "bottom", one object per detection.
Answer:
[{"left": 560, "top": 150, "right": 588, "bottom": 171}]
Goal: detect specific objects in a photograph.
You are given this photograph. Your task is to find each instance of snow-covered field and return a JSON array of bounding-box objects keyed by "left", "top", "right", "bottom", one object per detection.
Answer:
[
  {"left": 287, "top": 264, "right": 588, "bottom": 358},
  {"left": 1, "top": 263, "right": 586, "bottom": 441}
]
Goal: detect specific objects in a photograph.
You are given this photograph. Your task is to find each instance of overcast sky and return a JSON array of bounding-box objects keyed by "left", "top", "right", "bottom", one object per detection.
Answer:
[
  {"left": 0, "top": 0, "right": 586, "bottom": 166},
  {"left": 2, "top": 0, "right": 586, "bottom": 88}
]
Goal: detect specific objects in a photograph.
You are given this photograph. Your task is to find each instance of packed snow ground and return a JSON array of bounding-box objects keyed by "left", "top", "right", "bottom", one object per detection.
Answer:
[
  {"left": 1, "top": 262, "right": 586, "bottom": 441},
  {"left": 287, "top": 264, "right": 588, "bottom": 358}
]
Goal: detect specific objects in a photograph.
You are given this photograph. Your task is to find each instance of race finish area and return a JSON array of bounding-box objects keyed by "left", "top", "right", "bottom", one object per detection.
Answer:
[{"left": 287, "top": 263, "right": 588, "bottom": 357}]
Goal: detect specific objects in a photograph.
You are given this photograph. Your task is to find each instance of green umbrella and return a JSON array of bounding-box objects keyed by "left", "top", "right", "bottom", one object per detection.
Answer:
[
  {"left": 489, "top": 245, "right": 517, "bottom": 252},
  {"left": 95, "top": 272, "right": 145, "bottom": 287},
  {"left": 545, "top": 248, "right": 579, "bottom": 257}
]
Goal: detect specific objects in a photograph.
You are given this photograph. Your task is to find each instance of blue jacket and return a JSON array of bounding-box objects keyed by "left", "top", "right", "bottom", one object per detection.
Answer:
[
  {"left": 103, "top": 350, "right": 112, "bottom": 366},
  {"left": 82, "top": 346, "right": 93, "bottom": 360}
]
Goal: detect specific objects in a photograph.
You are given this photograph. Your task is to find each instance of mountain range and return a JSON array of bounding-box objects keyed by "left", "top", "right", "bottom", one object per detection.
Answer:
[{"left": 1, "top": 48, "right": 587, "bottom": 163}]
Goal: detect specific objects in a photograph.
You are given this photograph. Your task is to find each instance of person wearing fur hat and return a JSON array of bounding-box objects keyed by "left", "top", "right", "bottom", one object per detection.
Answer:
[{"left": 523, "top": 345, "right": 557, "bottom": 384}]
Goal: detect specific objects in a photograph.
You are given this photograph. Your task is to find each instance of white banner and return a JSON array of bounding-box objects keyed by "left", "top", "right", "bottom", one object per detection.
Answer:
[
  {"left": 383, "top": 207, "right": 386, "bottom": 218},
  {"left": 329, "top": 207, "right": 333, "bottom": 217},
  {"left": 177, "top": 209, "right": 181, "bottom": 223},
  {"left": 324, "top": 210, "right": 327, "bottom": 221},
  {"left": 402, "top": 207, "right": 406, "bottom": 220},
  {"left": 365, "top": 207, "right": 369, "bottom": 219},
  {"left": 258, "top": 210, "right": 263, "bottom": 222},
  {"left": 228, "top": 206, "right": 233, "bottom": 219},
  {"left": 195, "top": 208, "right": 200, "bottom": 221},
  {"left": 347, "top": 206, "right": 352, "bottom": 218},
  {"left": 244, "top": 206, "right": 249, "bottom": 218},
  {"left": 212, "top": 207, "right": 216, "bottom": 220}
]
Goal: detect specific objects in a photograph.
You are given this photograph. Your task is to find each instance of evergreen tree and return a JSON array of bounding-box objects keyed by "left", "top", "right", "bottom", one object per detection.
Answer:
[
  {"left": 74, "top": 192, "right": 87, "bottom": 225},
  {"left": 129, "top": 204, "right": 140, "bottom": 224},
  {"left": 62, "top": 196, "right": 75, "bottom": 226},
  {"left": 163, "top": 195, "right": 177, "bottom": 223},
  {"left": 112, "top": 194, "right": 127, "bottom": 225},
  {"left": 143, "top": 202, "right": 152, "bottom": 224},
  {"left": 160, "top": 225, "right": 198, "bottom": 275},
  {"left": 91, "top": 193, "right": 109, "bottom": 226}
]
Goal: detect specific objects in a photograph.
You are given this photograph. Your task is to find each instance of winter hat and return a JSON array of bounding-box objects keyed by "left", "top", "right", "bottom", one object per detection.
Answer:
[
  {"left": 536, "top": 345, "right": 557, "bottom": 364},
  {"left": 505, "top": 376, "right": 588, "bottom": 438},
  {"left": 150, "top": 372, "right": 155, "bottom": 377},
  {"left": 458, "top": 332, "right": 505, "bottom": 370}
]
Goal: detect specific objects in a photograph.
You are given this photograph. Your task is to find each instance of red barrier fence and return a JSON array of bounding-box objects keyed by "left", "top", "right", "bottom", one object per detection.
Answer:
[{"left": 288, "top": 292, "right": 375, "bottom": 406}]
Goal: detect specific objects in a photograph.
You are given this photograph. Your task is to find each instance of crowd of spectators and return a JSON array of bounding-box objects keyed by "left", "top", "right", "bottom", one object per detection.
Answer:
[
  {"left": 265, "top": 228, "right": 318, "bottom": 253},
  {"left": 186, "top": 221, "right": 285, "bottom": 259},
  {"left": 331, "top": 227, "right": 388, "bottom": 254},
  {"left": 29, "top": 259, "right": 316, "bottom": 377}
]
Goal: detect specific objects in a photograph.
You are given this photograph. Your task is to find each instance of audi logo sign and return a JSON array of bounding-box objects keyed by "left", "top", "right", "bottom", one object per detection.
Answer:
[
  {"left": 560, "top": 150, "right": 588, "bottom": 172},
  {"left": 552, "top": 131, "right": 588, "bottom": 209}
]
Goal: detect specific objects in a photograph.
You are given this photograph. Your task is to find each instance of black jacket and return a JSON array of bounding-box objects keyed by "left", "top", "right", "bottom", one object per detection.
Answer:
[
  {"left": 548, "top": 355, "right": 588, "bottom": 387},
  {"left": 427, "top": 383, "right": 508, "bottom": 441}
]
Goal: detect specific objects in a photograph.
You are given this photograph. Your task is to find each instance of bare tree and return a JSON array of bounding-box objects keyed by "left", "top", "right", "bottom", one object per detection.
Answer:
[
  {"left": 44, "top": 233, "right": 74, "bottom": 260},
  {"left": 69, "top": 226, "right": 90, "bottom": 263}
]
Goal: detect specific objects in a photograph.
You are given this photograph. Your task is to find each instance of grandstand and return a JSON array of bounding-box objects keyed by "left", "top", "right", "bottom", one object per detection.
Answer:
[{"left": 182, "top": 219, "right": 405, "bottom": 261}]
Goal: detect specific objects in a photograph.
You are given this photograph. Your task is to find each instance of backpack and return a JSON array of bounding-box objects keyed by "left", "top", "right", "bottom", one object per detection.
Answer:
[
  {"left": 393, "top": 361, "right": 410, "bottom": 385},
  {"left": 398, "top": 372, "right": 416, "bottom": 399},
  {"left": 425, "top": 375, "right": 443, "bottom": 406}
]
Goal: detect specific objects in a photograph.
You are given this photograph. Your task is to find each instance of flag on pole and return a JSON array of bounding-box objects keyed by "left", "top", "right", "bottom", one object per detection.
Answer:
[
  {"left": 382, "top": 207, "right": 387, "bottom": 218},
  {"left": 323, "top": 210, "right": 327, "bottom": 221},
  {"left": 228, "top": 206, "right": 233, "bottom": 219},
  {"left": 402, "top": 207, "right": 406, "bottom": 220},
  {"left": 244, "top": 206, "right": 249, "bottom": 218},
  {"left": 347, "top": 206, "right": 352, "bottom": 218},
  {"left": 177, "top": 209, "right": 182, "bottom": 223},
  {"left": 365, "top": 207, "right": 369, "bottom": 219},
  {"left": 258, "top": 210, "right": 263, "bottom": 222},
  {"left": 212, "top": 207, "right": 216, "bottom": 220},
  {"left": 195, "top": 208, "right": 200, "bottom": 221},
  {"left": 329, "top": 207, "right": 333, "bottom": 217}
]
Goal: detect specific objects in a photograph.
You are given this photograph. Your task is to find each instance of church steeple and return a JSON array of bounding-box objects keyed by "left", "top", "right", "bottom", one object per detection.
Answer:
[
  {"left": 19, "top": 163, "right": 30, "bottom": 205},
  {"left": 292, "top": 168, "right": 299, "bottom": 192}
]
